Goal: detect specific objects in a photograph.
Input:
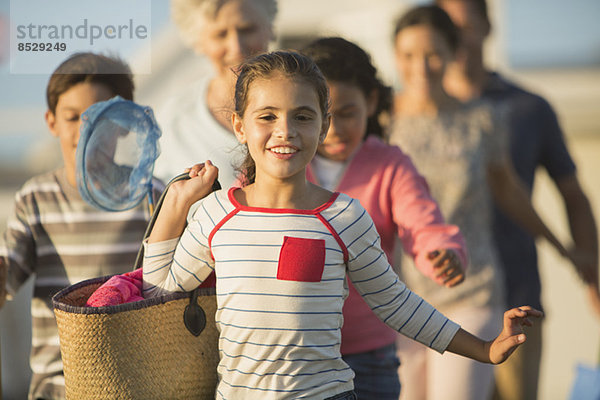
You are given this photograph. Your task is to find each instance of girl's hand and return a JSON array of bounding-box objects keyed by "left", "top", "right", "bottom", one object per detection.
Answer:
[
  {"left": 148, "top": 161, "right": 219, "bottom": 244},
  {"left": 428, "top": 249, "right": 465, "bottom": 288},
  {"left": 167, "top": 161, "right": 219, "bottom": 208},
  {"left": 184, "top": 161, "right": 216, "bottom": 179},
  {"left": 487, "top": 306, "right": 543, "bottom": 364}
]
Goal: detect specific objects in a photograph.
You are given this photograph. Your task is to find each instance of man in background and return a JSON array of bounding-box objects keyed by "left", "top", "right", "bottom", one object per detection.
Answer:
[{"left": 435, "top": 0, "right": 599, "bottom": 399}]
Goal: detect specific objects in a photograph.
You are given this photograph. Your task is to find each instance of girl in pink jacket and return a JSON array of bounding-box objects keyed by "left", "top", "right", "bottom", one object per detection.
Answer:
[{"left": 303, "top": 37, "right": 467, "bottom": 400}]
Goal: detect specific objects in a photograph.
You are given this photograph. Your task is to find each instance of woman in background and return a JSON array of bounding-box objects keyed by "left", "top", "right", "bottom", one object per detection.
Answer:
[
  {"left": 388, "top": 5, "right": 568, "bottom": 400},
  {"left": 154, "top": 0, "right": 277, "bottom": 188}
]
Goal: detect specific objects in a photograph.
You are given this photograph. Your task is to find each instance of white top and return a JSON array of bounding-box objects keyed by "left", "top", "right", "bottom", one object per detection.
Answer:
[
  {"left": 311, "top": 154, "right": 348, "bottom": 191},
  {"left": 389, "top": 103, "right": 507, "bottom": 312},
  {"left": 153, "top": 74, "right": 243, "bottom": 188},
  {"left": 143, "top": 188, "right": 460, "bottom": 399}
]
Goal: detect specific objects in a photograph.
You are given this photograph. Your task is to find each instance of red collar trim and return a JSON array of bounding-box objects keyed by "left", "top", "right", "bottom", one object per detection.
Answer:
[{"left": 227, "top": 187, "right": 340, "bottom": 215}]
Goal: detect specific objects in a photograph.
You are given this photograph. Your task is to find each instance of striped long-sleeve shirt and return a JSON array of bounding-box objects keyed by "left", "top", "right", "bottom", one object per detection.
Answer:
[
  {"left": 0, "top": 168, "right": 163, "bottom": 400},
  {"left": 143, "top": 188, "right": 460, "bottom": 399}
]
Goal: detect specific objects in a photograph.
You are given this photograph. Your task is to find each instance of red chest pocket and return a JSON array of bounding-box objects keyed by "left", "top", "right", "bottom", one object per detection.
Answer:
[{"left": 277, "top": 236, "right": 325, "bottom": 282}]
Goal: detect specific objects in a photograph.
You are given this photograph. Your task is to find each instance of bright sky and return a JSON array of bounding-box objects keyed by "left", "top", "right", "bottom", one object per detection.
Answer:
[
  {"left": 0, "top": 0, "right": 170, "bottom": 108},
  {"left": 0, "top": 0, "right": 170, "bottom": 166},
  {"left": 0, "top": 0, "right": 598, "bottom": 147},
  {"left": 506, "top": 0, "right": 600, "bottom": 68}
]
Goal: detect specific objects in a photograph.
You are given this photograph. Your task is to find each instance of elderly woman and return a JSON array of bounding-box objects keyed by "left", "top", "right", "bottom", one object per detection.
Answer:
[{"left": 154, "top": 0, "right": 277, "bottom": 187}]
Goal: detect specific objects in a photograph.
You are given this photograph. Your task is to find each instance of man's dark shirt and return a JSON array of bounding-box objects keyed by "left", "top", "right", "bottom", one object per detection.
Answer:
[{"left": 483, "top": 72, "right": 576, "bottom": 310}]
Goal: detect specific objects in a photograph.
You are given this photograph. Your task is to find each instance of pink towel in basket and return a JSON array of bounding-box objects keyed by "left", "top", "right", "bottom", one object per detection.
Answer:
[
  {"left": 86, "top": 268, "right": 144, "bottom": 307},
  {"left": 86, "top": 268, "right": 217, "bottom": 307}
]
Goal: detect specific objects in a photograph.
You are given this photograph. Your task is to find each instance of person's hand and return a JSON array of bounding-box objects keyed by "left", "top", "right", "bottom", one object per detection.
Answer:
[
  {"left": 429, "top": 249, "right": 465, "bottom": 288},
  {"left": 586, "top": 283, "right": 600, "bottom": 319},
  {"left": 487, "top": 306, "right": 543, "bottom": 364},
  {"left": 167, "top": 161, "right": 219, "bottom": 208},
  {"left": 566, "top": 247, "right": 598, "bottom": 285}
]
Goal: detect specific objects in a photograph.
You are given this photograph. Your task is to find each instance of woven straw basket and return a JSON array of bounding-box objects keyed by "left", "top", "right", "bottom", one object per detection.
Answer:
[
  {"left": 52, "top": 174, "right": 222, "bottom": 399},
  {"left": 53, "top": 278, "right": 219, "bottom": 399}
]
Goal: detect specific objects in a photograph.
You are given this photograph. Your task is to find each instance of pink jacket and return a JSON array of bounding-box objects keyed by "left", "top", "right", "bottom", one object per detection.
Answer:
[{"left": 308, "top": 136, "right": 467, "bottom": 355}]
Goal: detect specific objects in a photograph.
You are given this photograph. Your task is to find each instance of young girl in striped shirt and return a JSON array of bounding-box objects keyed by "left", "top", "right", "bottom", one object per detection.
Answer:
[{"left": 142, "top": 50, "right": 541, "bottom": 399}]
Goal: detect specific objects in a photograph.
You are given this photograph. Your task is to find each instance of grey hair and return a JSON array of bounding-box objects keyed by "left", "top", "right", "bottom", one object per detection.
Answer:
[{"left": 171, "top": 0, "right": 278, "bottom": 48}]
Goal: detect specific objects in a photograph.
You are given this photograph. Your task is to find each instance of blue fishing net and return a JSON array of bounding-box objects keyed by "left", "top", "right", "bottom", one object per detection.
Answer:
[{"left": 76, "top": 96, "right": 161, "bottom": 211}]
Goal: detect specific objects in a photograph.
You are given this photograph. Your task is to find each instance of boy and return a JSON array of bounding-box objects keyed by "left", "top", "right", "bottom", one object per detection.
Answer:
[{"left": 0, "top": 53, "right": 163, "bottom": 400}]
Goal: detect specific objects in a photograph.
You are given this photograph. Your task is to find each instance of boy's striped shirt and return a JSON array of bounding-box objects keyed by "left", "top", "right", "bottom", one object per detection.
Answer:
[{"left": 1, "top": 168, "right": 163, "bottom": 399}]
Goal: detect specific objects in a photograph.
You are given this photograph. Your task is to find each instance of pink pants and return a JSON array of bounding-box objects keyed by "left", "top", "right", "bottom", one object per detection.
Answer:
[{"left": 396, "top": 306, "right": 503, "bottom": 400}]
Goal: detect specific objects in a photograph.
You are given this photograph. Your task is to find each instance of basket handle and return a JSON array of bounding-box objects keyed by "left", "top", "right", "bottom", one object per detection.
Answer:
[
  {"left": 135, "top": 172, "right": 221, "bottom": 336},
  {"left": 133, "top": 173, "right": 221, "bottom": 269}
]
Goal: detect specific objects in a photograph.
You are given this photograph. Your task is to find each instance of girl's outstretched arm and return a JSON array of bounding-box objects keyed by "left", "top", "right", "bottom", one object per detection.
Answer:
[
  {"left": 148, "top": 161, "right": 219, "bottom": 243},
  {"left": 446, "top": 306, "right": 543, "bottom": 364}
]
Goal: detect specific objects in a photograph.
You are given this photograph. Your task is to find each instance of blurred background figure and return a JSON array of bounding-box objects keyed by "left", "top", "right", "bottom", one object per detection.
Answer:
[
  {"left": 152, "top": 0, "right": 277, "bottom": 188},
  {"left": 435, "top": 1, "right": 599, "bottom": 399},
  {"left": 388, "top": 5, "right": 569, "bottom": 399}
]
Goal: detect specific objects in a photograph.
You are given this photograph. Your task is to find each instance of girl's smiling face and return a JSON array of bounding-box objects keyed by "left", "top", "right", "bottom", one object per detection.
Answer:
[
  {"left": 233, "top": 73, "right": 329, "bottom": 182},
  {"left": 317, "top": 81, "right": 376, "bottom": 162}
]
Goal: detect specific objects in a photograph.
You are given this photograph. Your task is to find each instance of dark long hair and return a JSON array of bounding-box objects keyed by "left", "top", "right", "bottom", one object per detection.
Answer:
[
  {"left": 302, "top": 37, "right": 393, "bottom": 138},
  {"left": 393, "top": 5, "right": 460, "bottom": 54}
]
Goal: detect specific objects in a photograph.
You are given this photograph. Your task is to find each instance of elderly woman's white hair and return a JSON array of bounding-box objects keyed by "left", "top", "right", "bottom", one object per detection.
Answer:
[{"left": 171, "top": 0, "right": 278, "bottom": 49}]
